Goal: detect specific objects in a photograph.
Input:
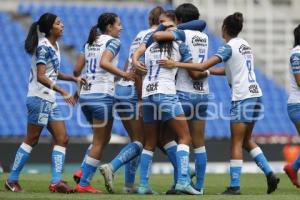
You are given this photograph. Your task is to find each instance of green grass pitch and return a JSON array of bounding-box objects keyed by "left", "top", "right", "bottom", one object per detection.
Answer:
[{"left": 0, "top": 173, "right": 300, "bottom": 199}]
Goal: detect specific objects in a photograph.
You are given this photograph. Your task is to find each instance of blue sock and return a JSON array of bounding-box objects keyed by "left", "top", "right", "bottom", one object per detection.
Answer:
[
  {"left": 8, "top": 143, "right": 32, "bottom": 182},
  {"left": 110, "top": 141, "right": 142, "bottom": 173},
  {"left": 80, "top": 144, "right": 93, "bottom": 169},
  {"left": 176, "top": 144, "right": 190, "bottom": 185},
  {"left": 51, "top": 145, "right": 66, "bottom": 184},
  {"left": 250, "top": 147, "right": 272, "bottom": 175},
  {"left": 292, "top": 155, "right": 300, "bottom": 171},
  {"left": 230, "top": 160, "right": 242, "bottom": 187},
  {"left": 194, "top": 146, "right": 207, "bottom": 190},
  {"left": 163, "top": 141, "right": 178, "bottom": 185},
  {"left": 79, "top": 156, "right": 100, "bottom": 187},
  {"left": 125, "top": 155, "right": 140, "bottom": 187},
  {"left": 139, "top": 149, "right": 153, "bottom": 187}
]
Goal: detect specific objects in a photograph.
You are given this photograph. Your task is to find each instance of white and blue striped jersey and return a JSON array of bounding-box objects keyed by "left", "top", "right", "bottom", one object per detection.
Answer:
[
  {"left": 288, "top": 45, "right": 300, "bottom": 104},
  {"left": 215, "top": 38, "right": 262, "bottom": 101},
  {"left": 118, "top": 28, "right": 154, "bottom": 86},
  {"left": 174, "top": 29, "right": 209, "bottom": 94},
  {"left": 27, "top": 37, "right": 61, "bottom": 102},
  {"left": 80, "top": 34, "right": 120, "bottom": 96},
  {"left": 142, "top": 41, "right": 192, "bottom": 98}
]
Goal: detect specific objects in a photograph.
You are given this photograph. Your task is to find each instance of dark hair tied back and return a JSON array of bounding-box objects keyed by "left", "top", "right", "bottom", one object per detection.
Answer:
[
  {"left": 223, "top": 12, "right": 244, "bottom": 37},
  {"left": 24, "top": 12, "right": 57, "bottom": 55},
  {"left": 86, "top": 12, "right": 118, "bottom": 46}
]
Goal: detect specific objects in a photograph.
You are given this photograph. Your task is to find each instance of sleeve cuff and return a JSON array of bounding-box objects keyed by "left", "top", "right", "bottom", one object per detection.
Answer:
[
  {"left": 182, "top": 57, "right": 193, "bottom": 63},
  {"left": 214, "top": 54, "right": 224, "bottom": 62},
  {"left": 36, "top": 60, "right": 47, "bottom": 65}
]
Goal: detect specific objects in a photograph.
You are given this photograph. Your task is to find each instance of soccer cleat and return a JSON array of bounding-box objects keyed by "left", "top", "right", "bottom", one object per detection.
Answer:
[
  {"left": 49, "top": 181, "right": 74, "bottom": 193},
  {"left": 165, "top": 184, "right": 178, "bottom": 195},
  {"left": 75, "top": 184, "right": 102, "bottom": 193},
  {"left": 137, "top": 185, "right": 158, "bottom": 194},
  {"left": 284, "top": 163, "right": 300, "bottom": 188},
  {"left": 99, "top": 164, "right": 114, "bottom": 193},
  {"left": 5, "top": 180, "right": 23, "bottom": 192},
  {"left": 73, "top": 169, "right": 82, "bottom": 184},
  {"left": 122, "top": 186, "right": 138, "bottom": 194},
  {"left": 219, "top": 187, "right": 241, "bottom": 195},
  {"left": 175, "top": 183, "right": 202, "bottom": 195},
  {"left": 266, "top": 172, "right": 280, "bottom": 194}
]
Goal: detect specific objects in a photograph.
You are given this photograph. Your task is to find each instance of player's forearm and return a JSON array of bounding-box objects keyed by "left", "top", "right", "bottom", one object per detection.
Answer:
[
  {"left": 37, "top": 75, "right": 65, "bottom": 95},
  {"left": 100, "top": 60, "right": 127, "bottom": 78},
  {"left": 132, "top": 45, "right": 146, "bottom": 65},
  {"left": 58, "top": 72, "right": 77, "bottom": 82},
  {"left": 123, "top": 59, "right": 129, "bottom": 72},
  {"left": 176, "top": 62, "right": 206, "bottom": 71},
  {"left": 209, "top": 67, "right": 226, "bottom": 76},
  {"left": 152, "top": 31, "right": 174, "bottom": 42},
  {"left": 188, "top": 70, "right": 209, "bottom": 80},
  {"left": 177, "top": 56, "right": 221, "bottom": 71}
]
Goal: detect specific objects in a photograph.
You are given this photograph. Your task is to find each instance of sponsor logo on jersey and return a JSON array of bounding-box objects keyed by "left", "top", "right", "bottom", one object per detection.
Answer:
[
  {"left": 191, "top": 35, "right": 207, "bottom": 47},
  {"left": 239, "top": 44, "right": 252, "bottom": 55},
  {"left": 149, "top": 45, "right": 161, "bottom": 53},
  {"left": 146, "top": 82, "right": 158, "bottom": 92}
]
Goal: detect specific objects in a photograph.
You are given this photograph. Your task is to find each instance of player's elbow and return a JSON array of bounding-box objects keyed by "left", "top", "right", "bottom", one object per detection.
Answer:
[{"left": 100, "top": 59, "right": 109, "bottom": 70}]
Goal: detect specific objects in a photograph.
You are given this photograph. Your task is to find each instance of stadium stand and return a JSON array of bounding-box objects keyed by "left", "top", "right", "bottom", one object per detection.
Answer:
[{"left": 0, "top": 3, "right": 296, "bottom": 139}]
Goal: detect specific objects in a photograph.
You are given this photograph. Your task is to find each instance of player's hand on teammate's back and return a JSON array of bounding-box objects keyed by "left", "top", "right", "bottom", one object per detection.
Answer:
[
  {"left": 134, "top": 61, "right": 147, "bottom": 76},
  {"left": 158, "top": 57, "right": 176, "bottom": 69},
  {"left": 124, "top": 72, "right": 135, "bottom": 81}
]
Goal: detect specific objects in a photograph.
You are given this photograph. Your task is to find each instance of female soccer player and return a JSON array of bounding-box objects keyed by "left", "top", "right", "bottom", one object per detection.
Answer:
[
  {"left": 283, "top": 24, "right": 300, "bottom": 188},
  {"left": 99, "top": 6, "right": 164, "bottom": 194},
  {"left": 73, "top": 13, "right": 135, "bottom": 193},
  {"left": 72, "top": 7, "right": 164, "bottom": 194},
  {"left": 135, "top": 10, "right": 201, "bottom": 195},
  {"left": 5, "top": 13, "right": 83, "bottom": 193},
  {"left": 159, "top": 12, "right": 280, "bottom": 195},
  {"left": 151, "top": 4, "right": 211, "bottom": 194}
]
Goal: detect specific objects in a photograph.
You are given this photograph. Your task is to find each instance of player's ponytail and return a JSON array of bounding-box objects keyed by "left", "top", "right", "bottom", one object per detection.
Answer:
[
  {"left": 25, "top": 21, "right": 39, "bottom": 55},
  {"left": 24, "top": 12, "right": 57, "bottom": 55},
  {"left": 87, "top": 25, "right": 99, "bottom": 46},
  {"left": 223, "top": 12, "right": 244, "bottom": 37},
  {"left": 86, "top": 13, "right": 118, "bottom": 46},
  {"left": 294, "top": 24, "right": 300, "bottom": 47}
]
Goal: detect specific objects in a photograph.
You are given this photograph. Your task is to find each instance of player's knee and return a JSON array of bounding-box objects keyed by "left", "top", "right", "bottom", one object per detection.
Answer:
[
  {"left": 25, "top": 135, "right": 40, "bottom": 147},
  {"left": 181, "top": 134, "right": 192, "bottom": 145},
  {"left": 62, "top": 135, "right": 69, "bottom": 146},
  {"left": 57, "top": 135, "right": 69, "bottom": 146}
]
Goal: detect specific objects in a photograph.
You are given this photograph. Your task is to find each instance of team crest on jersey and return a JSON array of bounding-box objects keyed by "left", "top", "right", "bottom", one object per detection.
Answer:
[
  {"left": 239, "top": 44, "right": 252, "bottom": 55},
  {"left": 191, "top": 36, "right": 207, "bottom": 47}
]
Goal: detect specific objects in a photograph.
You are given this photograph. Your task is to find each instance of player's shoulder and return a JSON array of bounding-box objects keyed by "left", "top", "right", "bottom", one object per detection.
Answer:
[
  {"left": 138, "top": 29, "right": 153, "bottom": 38},
  {"left": 38, "top": 38, "right": 50, "bottom": 48},
  {"left": 184, "top": 29, "right": 207, "bottom": 37},
  {"left": 291, "top": 45, "right": 300, "bottom": 54}
]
